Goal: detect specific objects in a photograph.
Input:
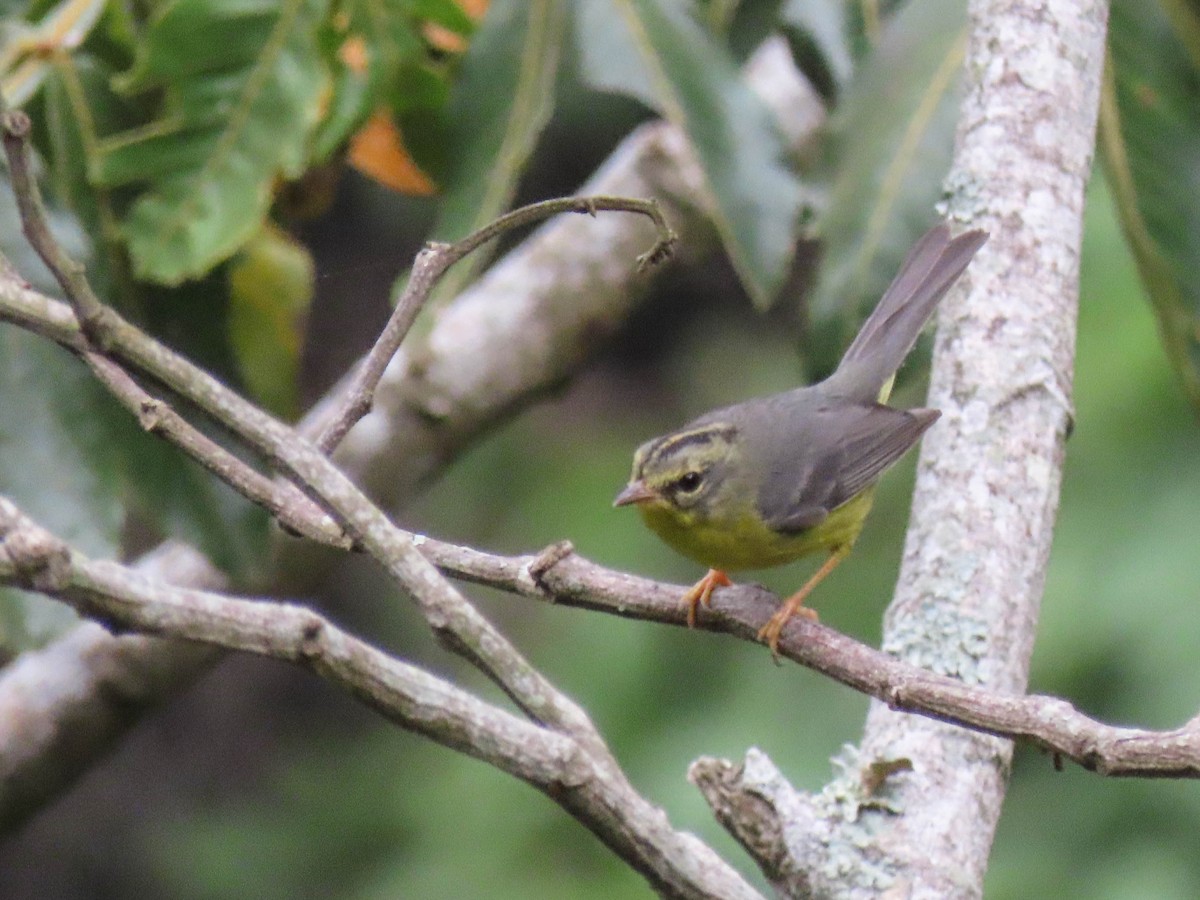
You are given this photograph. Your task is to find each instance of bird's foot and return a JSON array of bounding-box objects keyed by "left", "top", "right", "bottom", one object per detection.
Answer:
[{"left": 681, "top": 569, "right": 732, "bottom": 628}]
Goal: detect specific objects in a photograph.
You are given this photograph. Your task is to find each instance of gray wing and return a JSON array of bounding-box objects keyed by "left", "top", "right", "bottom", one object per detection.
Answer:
[{"left": 756, "top": 402, "right": 940, "bottom": 534}]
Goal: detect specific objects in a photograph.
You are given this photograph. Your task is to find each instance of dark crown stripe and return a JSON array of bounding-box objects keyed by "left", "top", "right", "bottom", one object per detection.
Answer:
[{"left": 645, "top": 422, "right": 737, "bottom": 466}]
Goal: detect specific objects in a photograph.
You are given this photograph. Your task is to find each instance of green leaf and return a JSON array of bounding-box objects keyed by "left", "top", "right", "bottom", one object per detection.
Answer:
[
  {"left": 309, "top": 0, "right": 431, "bottom": 164},
  {"left": 1100, "top": 0, "right": 1200, "bottom": 411},
  {"left": 0, "top": 175, "right": 111, "bottom": 646},
  {"left": 805, "top": 0, "right": 966, "bottom": 376},
  {"left": 0, "top": 332, "right": 118, "bottom": 648},
  {"left": 779, "top": 0, "right": 853, "bottom": 95},
  {"left": 409, "top": 0, "right": 476, "bottom": 36},
  {"left": 574, "top": 0, "right": 658, "bottom": 109},
  {"left": 93, "top": 0, "right": 330, "bottom": 285},
  {"left": 227, "top": 223, "right": 314, "bottom": 419},
  {"left": 577, "top": 0, "right": 802, "bottom": 309},
  {"left": 425, "top": 0, "right": 565, "bottom": 300},
  {"left": 40, "top": 53, "right": 136, "bottom": 299}
]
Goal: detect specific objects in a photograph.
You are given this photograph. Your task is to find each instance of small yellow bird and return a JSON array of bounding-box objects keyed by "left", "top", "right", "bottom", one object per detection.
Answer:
[{"left": 614, "top": 223, "right": 987, "bottom": 655}]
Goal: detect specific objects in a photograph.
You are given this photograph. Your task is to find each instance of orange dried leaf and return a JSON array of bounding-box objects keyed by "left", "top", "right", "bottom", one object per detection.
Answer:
[
  {"left": 339, "top": 34, "right": 368, "bottom": 73},
  {"left": 425, "top": 0, "right": 489, "bottom": 52},
  {"left": 348, "top": 110, "right": 437, "bottom": 195}
]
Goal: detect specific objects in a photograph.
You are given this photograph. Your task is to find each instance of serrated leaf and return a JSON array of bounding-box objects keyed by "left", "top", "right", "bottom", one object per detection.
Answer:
[
  {"left": 579, "top": 0, "right": 802, "bottom": 309},
  {"left": 805, "top": 0, "right": 966, "bottom": 376},
  {"left": 227, "top": 223, "right": 314, "bottom": 418},
  {"left": 426, "top": 0, "right": 565, "bottom": 301},
  {"left": 92, "top": 0, "right": 330, "bottom": 285},
  {"left": 1100, "top": 0, "right": 1200, "bottom": 411}
]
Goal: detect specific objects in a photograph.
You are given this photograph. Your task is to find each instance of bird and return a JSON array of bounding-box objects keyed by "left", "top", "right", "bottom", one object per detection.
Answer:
[{"left": 614, "top": 223, "right": 987, "bottom": 656}]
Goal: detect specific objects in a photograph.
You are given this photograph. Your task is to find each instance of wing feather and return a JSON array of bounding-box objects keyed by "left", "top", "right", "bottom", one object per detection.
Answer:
[{"left": 757, "top": 403, "right": 939, "bottom": 534}]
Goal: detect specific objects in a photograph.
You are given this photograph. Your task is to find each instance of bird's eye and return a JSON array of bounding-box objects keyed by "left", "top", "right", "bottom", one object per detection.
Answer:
[{"left": 676, "top": 471, "right": 703, "bottom": 493}]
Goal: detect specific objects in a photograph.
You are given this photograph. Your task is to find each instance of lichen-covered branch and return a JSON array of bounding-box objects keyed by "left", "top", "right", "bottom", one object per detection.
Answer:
[{"left": 703, "top": 2, "right": 1111, "bottom": 896}]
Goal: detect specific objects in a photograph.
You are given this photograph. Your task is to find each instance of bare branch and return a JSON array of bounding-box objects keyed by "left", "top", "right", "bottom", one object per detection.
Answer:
[
  {"left": 83, "top": 352, "right": 346, "bottom": 546},
  {"left": 313, "top": 196, "right": 676, "bottom": 455},
  {"left": 0, "top": 106, "right": 112, "bottom": 345},
  {"left": 0, "top": 105, "right": 352, "bottom": 548},
  {"left": 0, "top": 105, "right": 755, "bottom": 896},
  {"left": 0, "top": 497, "right": 762, "bottom": 900},
  {"left": 0, "top": 124, "right": 608, "bottom": 750},
  {"left": 412, "top": 536, "right": 1200, "bottom": 779},
  {"left": 0, "top": 38, "right": 824, "bottom": 857},
  {"left": 0, "top": 498, "right": 580, "bottom": 783}
]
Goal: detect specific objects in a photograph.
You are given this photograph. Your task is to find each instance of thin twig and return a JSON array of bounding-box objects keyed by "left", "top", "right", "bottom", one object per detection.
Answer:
[
  {"left": 0, "top": 40, "right": 820, "bottom": 871},
  {"left": 385, "top": 536, "right": 1200, "bottom": 779},
  {"left": 5, "top": 262, "right": 1200, "bottom": 780},
  {"left": 312, "top": 196, "right": 676, "bottom": 455},
  {"left": 0, "top": 497, "right": 584, "bottom": 784},
  {"left": 9, "top": 480, "right": 1197, "bottom": 780},
  {"left": 0, "top": 106, "right": 112, "bottom": 346},
  {"left": 0, "top": 151, "right": 605, "bottom": 744},
  {"left": 83, "top": 353, "right": 347, "bottom": 547},
  {"left": 0, "top": 106, "right": 356, "bottom": 547}
]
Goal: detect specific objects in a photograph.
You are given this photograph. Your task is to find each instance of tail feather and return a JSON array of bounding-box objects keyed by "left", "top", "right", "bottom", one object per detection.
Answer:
[{"left": 823, "top": 224, "right": 988, "bottom": 402}]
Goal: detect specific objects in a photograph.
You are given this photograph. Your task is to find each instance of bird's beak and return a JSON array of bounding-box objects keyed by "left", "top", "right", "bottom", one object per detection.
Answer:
[{"left": 613, "top": 480, "right": 657, "bottom": 507}]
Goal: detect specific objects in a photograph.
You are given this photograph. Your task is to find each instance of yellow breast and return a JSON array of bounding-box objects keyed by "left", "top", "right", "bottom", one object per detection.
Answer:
[{"left": 637, "top": 487, "right": 877, "bottom": 572}]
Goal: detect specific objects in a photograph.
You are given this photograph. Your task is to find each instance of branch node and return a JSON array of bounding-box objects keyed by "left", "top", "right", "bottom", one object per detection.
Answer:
[
  {"left": 1, "top": 108, "right": 31, "bottom": 140},
  {"left": 635, "top": 234, "right": 677, "bottom": 272},
  {"left": 298, "top": 615, "right": 325, "bottom": 660},
  {"left": 527, "top": 540, "right": 574, "bottom": 593},
  {"left": 885, "top": 679, "right": 910, "bottom": 710},
  {"left": 136, "top": 397, "right": 169, "bottom": 432},
  {"left": 0, "top": 507, "right": 72, "bottom": 592}
]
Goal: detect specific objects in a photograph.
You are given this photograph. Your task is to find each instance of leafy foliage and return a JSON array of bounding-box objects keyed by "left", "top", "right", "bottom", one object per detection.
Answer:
[
  {"left": 426, "top": 0, "right": 565, "bottom": 301},
  {"left": 804, "top": 0, "right": 965, "bottom": 375},
  {"left": 1101, "top": 0, "right": 1200, "bottom": 413},
  {"left": 577, "top": 0, "right": 802, "bottom": 308},
  {"left": 93, "top": 0, "right": 331, "bottom": 285}
]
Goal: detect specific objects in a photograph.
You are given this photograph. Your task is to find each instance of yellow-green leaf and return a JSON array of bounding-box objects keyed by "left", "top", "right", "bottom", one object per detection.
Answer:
[{"left": 227, "top": 224, "right": 315, "bottom": 419}]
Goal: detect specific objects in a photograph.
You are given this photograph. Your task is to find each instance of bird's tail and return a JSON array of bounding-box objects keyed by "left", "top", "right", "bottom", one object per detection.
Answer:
[{"left": 822, "top": 224, "right": 988, "bottom": 403}]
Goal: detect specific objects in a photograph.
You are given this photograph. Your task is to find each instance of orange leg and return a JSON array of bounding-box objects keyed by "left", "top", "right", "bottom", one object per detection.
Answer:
[
  {"left": 757, "top": 550, "right": 848, "bottom": 659},
  {"left": 681, "top": 569, "right": 732, "bottom": 628}
]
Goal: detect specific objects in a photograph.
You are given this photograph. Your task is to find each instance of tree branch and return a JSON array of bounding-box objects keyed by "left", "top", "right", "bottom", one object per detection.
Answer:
[
  {"left": 396, "top": 536, "right": 1200, "bottom": 779},
  {"left": 0, "top": 494, "right": 764, "bottom": 900},
  {"left": 312, "top": 195, "right": 675, "bottom": 455},
  {"left": 0, "top": 37, "right": 822, "bottom": 863}
]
